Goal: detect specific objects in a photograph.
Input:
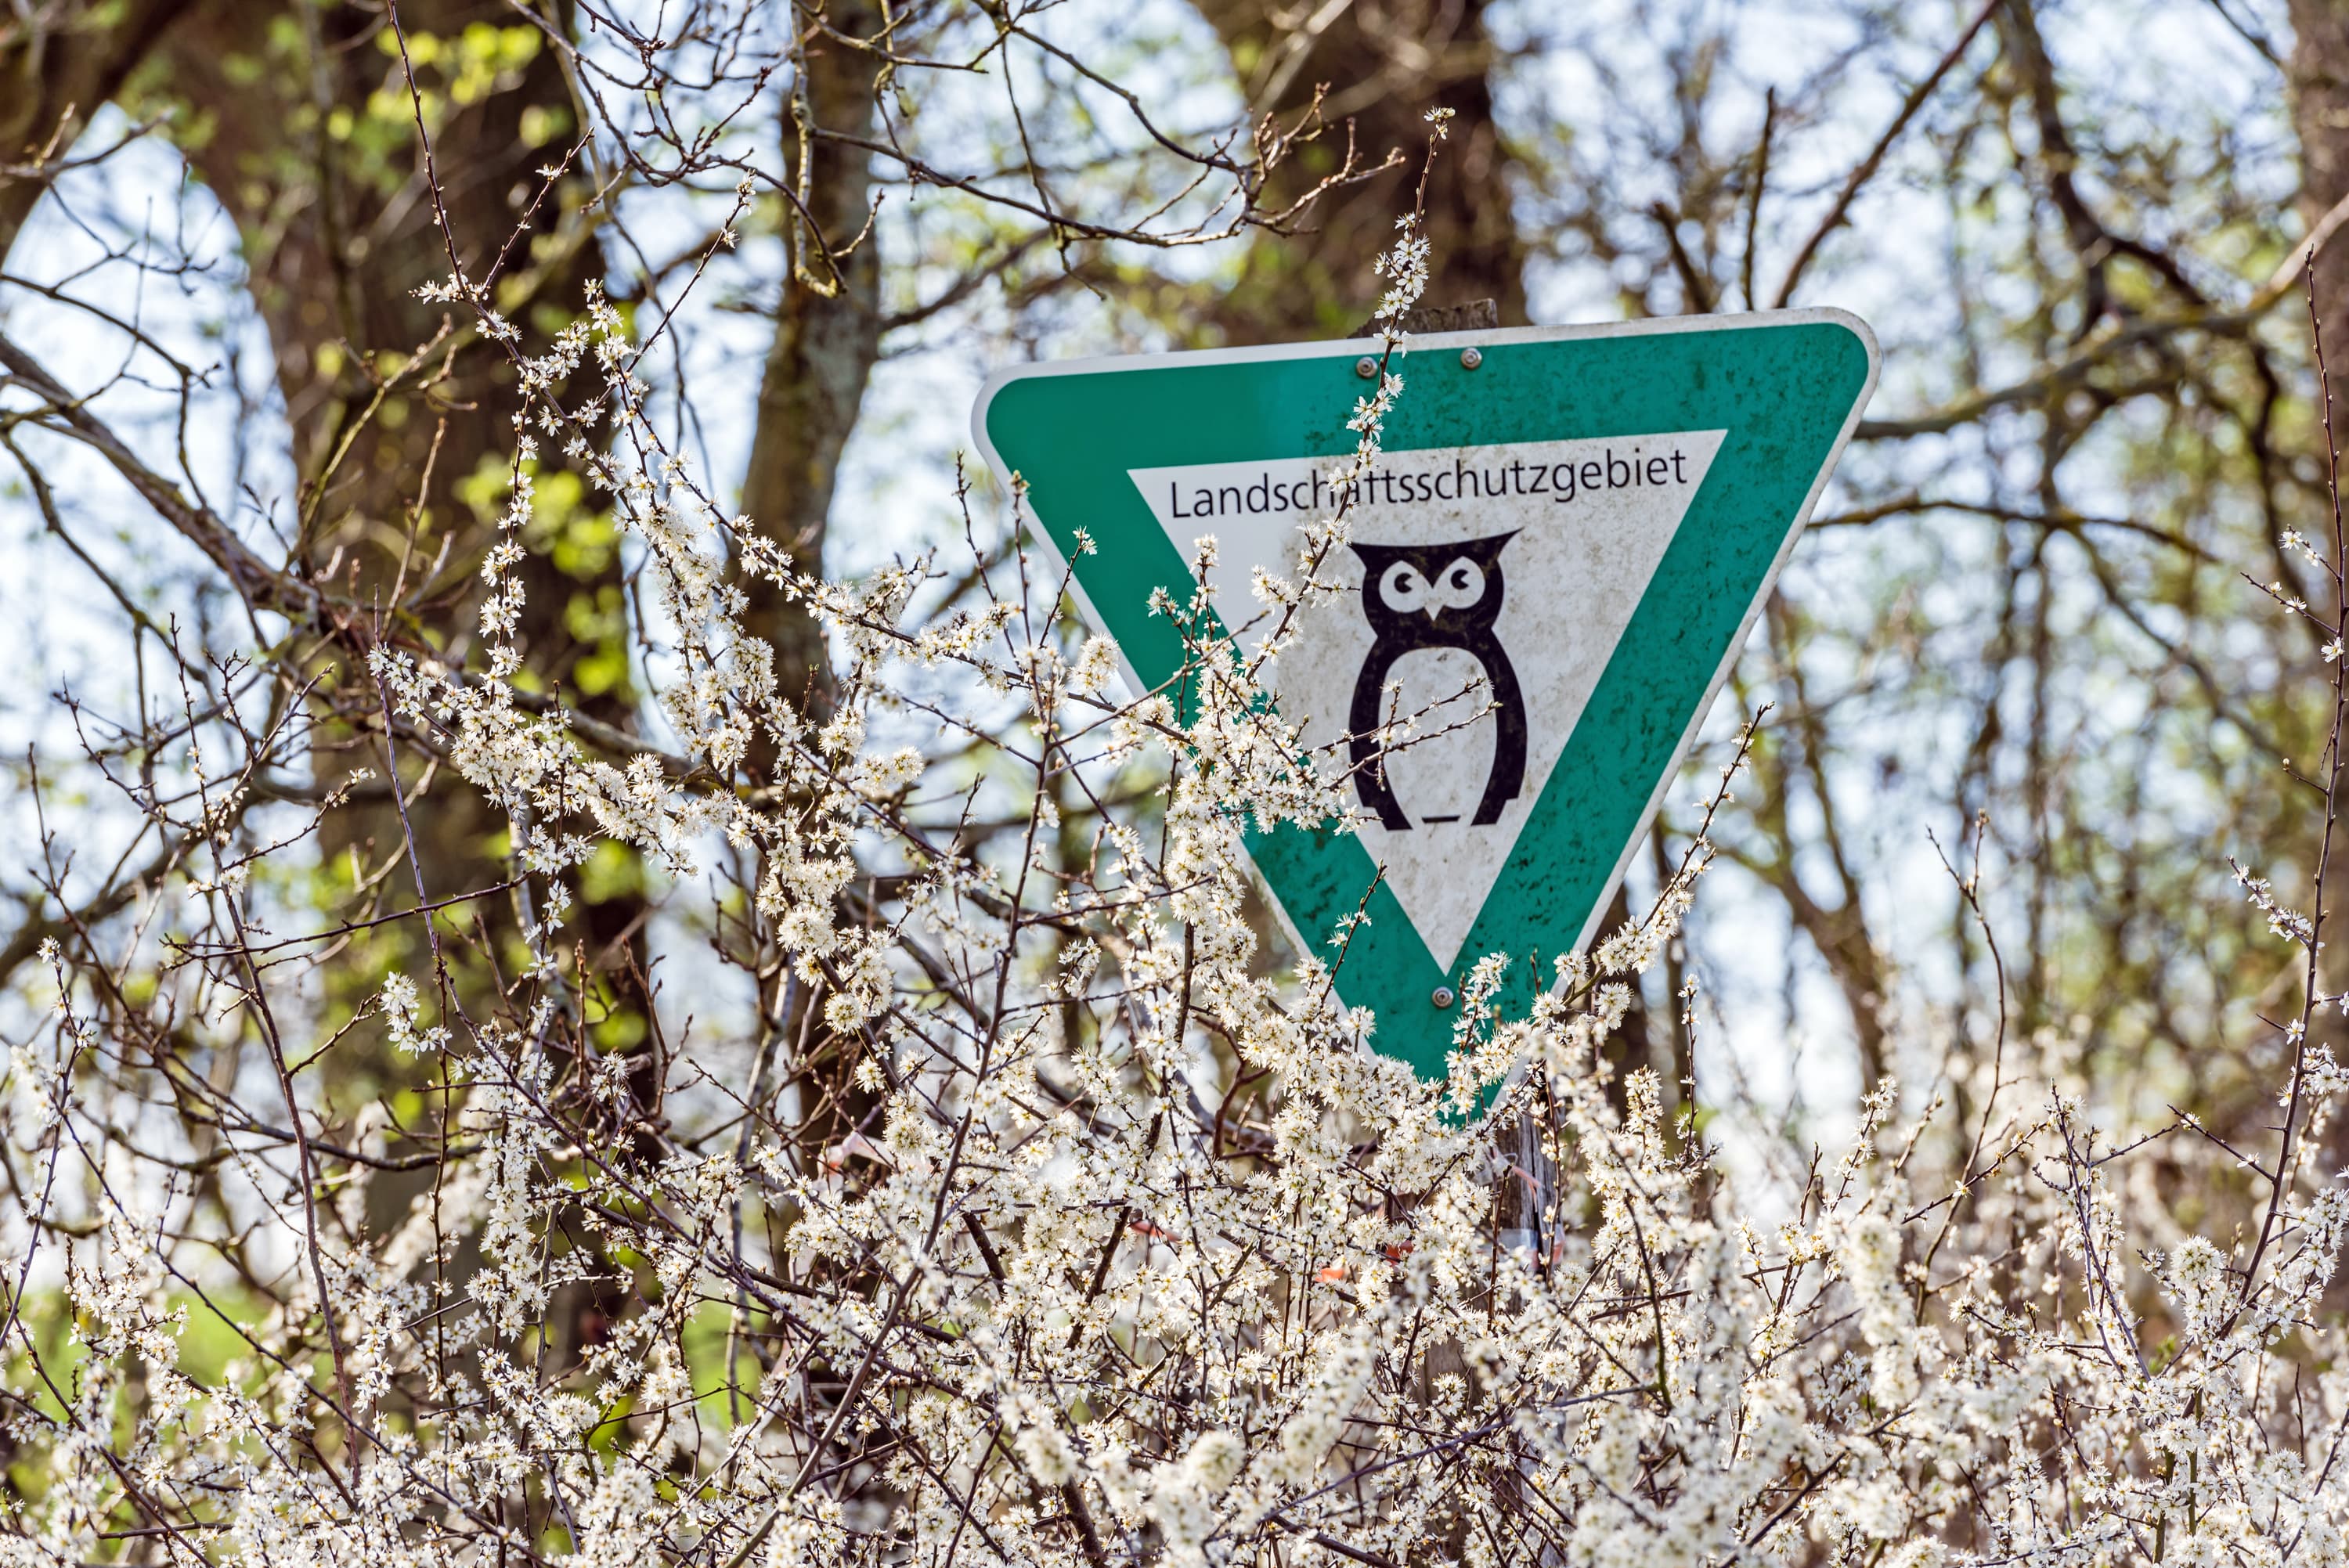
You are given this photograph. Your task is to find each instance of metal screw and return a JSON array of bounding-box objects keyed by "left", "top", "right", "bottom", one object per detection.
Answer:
[
  {"left": 1431, "top": 986, "right": 1456, "bottom": 1009},
  {"left": 1355, "top": 355, "right": 1379, "bottom": 379},
  {"left": 1460, "top": 346, "right": 1483, "bottom": 369}
]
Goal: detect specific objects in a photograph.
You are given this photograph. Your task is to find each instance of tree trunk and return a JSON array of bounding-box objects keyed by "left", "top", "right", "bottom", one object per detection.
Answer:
[
  {"left": 734, "top": 2, "right": 889, "bottom": 1165},
  {"left": 1191, "top": 0, "right": 1525, "bottom": 338},
  {"left": 155, "top": 0, "right": 610, "bottom": 672},
  {"left": 2294, "top": 2, "right": 2349, "bottom": 333},
  {"left": 2289, "top": 3, "right": 2349, "bottom": 1161},
  {"left": 148, "top": 0, "right": 648, "bottom": 1119},
  {"left": 737, "top": 1, "right": 886, "bottom": 729}
]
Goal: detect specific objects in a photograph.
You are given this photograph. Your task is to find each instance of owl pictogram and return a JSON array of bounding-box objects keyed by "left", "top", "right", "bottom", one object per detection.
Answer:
[{"left": 1347, "top": 532, "right": 1527, "bottom": 831}]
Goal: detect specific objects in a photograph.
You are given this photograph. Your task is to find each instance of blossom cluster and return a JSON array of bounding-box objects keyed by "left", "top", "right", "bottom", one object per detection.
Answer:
[{"left": 9, "top": 115, "right": 2349, "bottom": 1568}]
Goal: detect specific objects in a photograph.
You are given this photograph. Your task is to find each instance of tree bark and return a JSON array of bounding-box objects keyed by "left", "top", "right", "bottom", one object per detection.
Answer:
[
  {"left": 737, "top": 0, "right": 886, "bottom": 728},
  {"left": 734, "top": 2, "right": 888, "bottom": 1163},
  {"left": 1191, "top": 0, "right": 1525, "bottom": 338},
  {"left": 2294, "top": 1, "right": 2349, "bottom": 333},
  {"left": 2288, "top": 4, "right": 2349, "bottom": 1126}
]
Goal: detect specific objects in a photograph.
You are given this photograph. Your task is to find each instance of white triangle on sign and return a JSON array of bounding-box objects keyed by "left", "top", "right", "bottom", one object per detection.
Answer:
[{"left": 1129, "top": 431, "right": 1725, "bottom": 971}]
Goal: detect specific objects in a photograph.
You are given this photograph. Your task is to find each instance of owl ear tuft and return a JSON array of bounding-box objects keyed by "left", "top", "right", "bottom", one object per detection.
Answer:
[{"left": 1467, "top": 529, "right": 1519, "bottom": 565}]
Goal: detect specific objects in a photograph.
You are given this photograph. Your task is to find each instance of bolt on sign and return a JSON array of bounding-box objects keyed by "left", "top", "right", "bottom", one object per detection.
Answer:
[{"left": 972, "top": 312, "right": 1879, "bottom": 1082}]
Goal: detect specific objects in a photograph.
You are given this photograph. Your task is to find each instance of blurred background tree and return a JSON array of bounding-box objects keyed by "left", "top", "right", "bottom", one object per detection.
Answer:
[{"left": 0, "top": 0, "right": 2330, "bottom": 1213}]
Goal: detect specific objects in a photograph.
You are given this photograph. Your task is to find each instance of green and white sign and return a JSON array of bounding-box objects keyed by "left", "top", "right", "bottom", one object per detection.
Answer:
[{"left": 972, "top": 312, "right": 1878, "bottom": 1081}]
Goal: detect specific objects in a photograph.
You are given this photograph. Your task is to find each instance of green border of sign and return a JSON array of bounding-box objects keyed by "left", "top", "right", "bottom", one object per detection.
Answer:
[{"left": 972, "top": 312, "right": 1879, "bottom": 1082}]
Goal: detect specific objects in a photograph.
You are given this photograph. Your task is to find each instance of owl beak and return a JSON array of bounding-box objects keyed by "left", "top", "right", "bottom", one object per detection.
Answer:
[{"left": 1423, "top": 604, "right": 1443, "bottom": 622}]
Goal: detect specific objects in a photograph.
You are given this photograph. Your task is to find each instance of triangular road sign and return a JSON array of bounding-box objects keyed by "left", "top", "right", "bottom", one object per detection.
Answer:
[{"left": 972, "top": 312, "right": 1878, "bottom": 1082}]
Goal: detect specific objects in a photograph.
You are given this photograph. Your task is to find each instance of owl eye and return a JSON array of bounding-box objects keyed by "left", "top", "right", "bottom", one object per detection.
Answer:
[
  {"left": 1378, "top": 561, "right": 1430, "bottom": 613},
  {"left": 1430, "top": 557, "right": 1488, "bottom": 611}
]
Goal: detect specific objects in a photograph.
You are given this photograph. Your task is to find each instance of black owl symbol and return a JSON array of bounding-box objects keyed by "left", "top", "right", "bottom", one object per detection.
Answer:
[{"left": 1346, "top": 532, "right": 1527, "bottom": 831}]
